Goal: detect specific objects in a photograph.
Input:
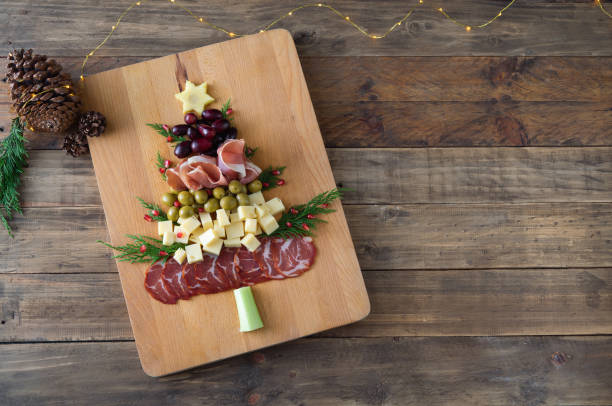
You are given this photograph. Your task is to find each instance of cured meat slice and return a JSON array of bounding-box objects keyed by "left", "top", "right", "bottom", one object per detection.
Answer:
[
  {"left": 273, "top": 236, "right": 316, "bottom": 277},
  {"left": 217, "top": 139, "right": 246, "bottom": 180},
  {"left": 197, "top": 252, "right": 232, "bottom": 292},
  {"left": 215, "top": 248, "right": 242, "bottom": 289},
  {"left": 144, "top": 260, "right": 179, "bottom": 304},
  {"left": 252, "top": 238, "right": 285, "bottom": 279},
  {"left": 235, "top": 246, "right": 268, "bottom": 285},
  {"left": 184, "top": 261, "right": 218, "bottom": 294},
  {"left": 179, "top": 155, "right": 228, "bottom": 190},
  {"left": 165, "top": 166, "right": 187, "bottom": 191},
  {"left": 240, "top": 160, "right": 262, "bottom": 184},
  {"left": 162, "top": 258, "right": 191, "bottom": 300}
]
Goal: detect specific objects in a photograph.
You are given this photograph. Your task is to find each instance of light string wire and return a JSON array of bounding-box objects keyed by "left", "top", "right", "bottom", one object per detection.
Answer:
[{"left": 596, "top": 0, "right": 612, "bottom": 18}]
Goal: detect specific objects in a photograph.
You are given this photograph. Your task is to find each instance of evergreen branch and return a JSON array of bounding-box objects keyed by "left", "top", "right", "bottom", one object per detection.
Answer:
[
  {"left": 136, "top": 197, "right": 168, "bottom": 222},
  {"left": 270, "top": 188, "right": 346, "bottom": 239},
  {"left": 245, "top": 145, "right": 258, "bottom": 159},
  {"left": 155, "top": 151, "right": 168, "bottom": 181},
  {"left": 258, "top": 166, "right": 286, "bottom": 191},
  {"left": 98, "top": 234, "right": 185, "bottom": 265},
  {"left": 0, "top": 118, "right": 28, "bottom": 237},
  {"left": 146, "top": 123, "right": 188, "bottom": 143},
  {"left": 221, "top": 98, "right": 232, "bottom": 119}
]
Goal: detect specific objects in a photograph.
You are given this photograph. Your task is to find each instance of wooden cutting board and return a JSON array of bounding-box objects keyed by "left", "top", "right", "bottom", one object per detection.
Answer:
[{"left": 82, "top": 29, "right": 369, "bottom": 377}]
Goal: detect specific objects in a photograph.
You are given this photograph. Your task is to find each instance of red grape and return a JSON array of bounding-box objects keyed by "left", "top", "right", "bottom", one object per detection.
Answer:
[
  {"left": 191, "top": 138, "right": 213, "bottom": 153},
  {"left": 212, "top": 119, "right": 230, "bottom": 134},
  {"left": 174, "top": 141, "right": 192, "bottom": 158},
  {"left": 197, "top": 124, "right": 216, "bottom": 140},
  {"left": 171, "top": 124, "right": 189, "bottom": 136},
  {"left": 187, "top": 126, "right": 200, "bottom": 140},
  {"left": 202, "top": 109, "right": 223, "bottom": 122},
  {"left": 184, "top": 113, "right": 197, "bottom": 125}
]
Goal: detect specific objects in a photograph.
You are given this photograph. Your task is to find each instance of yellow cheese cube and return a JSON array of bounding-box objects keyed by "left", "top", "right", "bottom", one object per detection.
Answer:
[
  {"left": 162, "top": 231, "right": 176, "bottom": 246},
  {"left": 173, "top": 225, "right": 190, "bottom": 244},
  {"left": 265, "top": 197, "right": 285, "bottom": 216},
  {"left": 237, "top": 205, "right": 257, "bottom": 221},
  {"left": 230, "top": 212, "right": 242, "bottom": 223},
  {"left": 199, "top": 228, "right": 219, "bottom": 247},
  {"left": 185, "top": 243, "right": 203, "bottom": 263},
  {"left": 240, "top": 233, "right": 261, "bottom": 252},
  {"left": 199, "top": 212, "right": 213, "bottom": 230},
  {"left": 248, "top": 191, "right": 265, "bottom": 205},
  {"left": 226, "top": 221, "right": 245, "bottom": 240},
  {"left": 157, "top": 220, "right": 173, "bottom": 236},
  {"left": 203, "top": 238, "right": 223, "bottom": 256},
  {"left": 244, "top": 218, "right": 258, "bottom": 234},
  {"left": 173, "top": 248, "right": 186, "bottom": 264},
  {"left": 258, "top": 213, "right": 279, "bottom": 235},
  {"left": 189, "top": 227, "right": 205, "bottom": 244},
  {"left": 255, "top": 204, "right": 269, "bottom": 219},
  {"left": 254, "top": 224, "right": 262, "bottom": 236},
  {"left": 224, "top": 238, "right": 241, "bottom": 247},
  {"left": 213, "top": 220, "right": 226, "bottom": 238},
  {"left": 181, "top": 216, "right": 201, "bottom": 235},
  {"left": 216, "top": 209, "right": 230, "bottom": 227}
]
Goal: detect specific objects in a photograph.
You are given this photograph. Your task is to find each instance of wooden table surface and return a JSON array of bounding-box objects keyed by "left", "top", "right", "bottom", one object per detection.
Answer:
[{"left": 1, "top": 0, "right": 611, "bottom": 404}]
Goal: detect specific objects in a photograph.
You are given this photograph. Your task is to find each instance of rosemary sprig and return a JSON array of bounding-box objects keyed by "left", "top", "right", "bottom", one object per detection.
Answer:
[
  {"left": 245, "top": 145, "right": 258, "bottom": 159},
  {"left": 258, "top": 166, "right": 286, "bottom": 190},
  {"left": 146, "top": 123, "right": 188, "bottom": 143},
  {"left": 271, "top": 188, "right": 345, "bottom": 239},
  {"left": 0, "top": 118, "right": 28, "bottom": 237},
  {"left": 137, "top": 197, "right": 168, "bottom": 222},
  {"left": 98, "top": 234, "right": 185, "bottom": 264},
  {"left": 221, "top": 98, "right": 233, "bottom": 122},
  {"left": 155, "top": 151, "right": 168, "bottom": 181}
]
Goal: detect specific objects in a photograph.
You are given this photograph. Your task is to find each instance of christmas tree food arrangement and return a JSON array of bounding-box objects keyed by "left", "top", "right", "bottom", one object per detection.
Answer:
[
  {"left": 100, "top": 80, "right": 343, "bottom": 332},
  {"left": 2, "top": 49, "right": 107, "bottom": 236}
]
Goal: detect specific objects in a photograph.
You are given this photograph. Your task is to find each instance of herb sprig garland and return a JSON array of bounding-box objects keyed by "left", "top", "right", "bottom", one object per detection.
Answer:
[
  {"left": 146, "top": 123, "right": 187, "bottom": 143},
  {"left": 259, "top": 166, "right": 286, "bottom": 191},
  {"left": 137, "top": 197, "right": 168, "bottom": 222},
  {"left": 98, "top": 235, "right": 185, "bottom": 264},
  {"left": 271, "top": 188, "right": 345, "bottom": 239},
  {"left": 0, "top": 118, "right": 28, "bottom": 237}
]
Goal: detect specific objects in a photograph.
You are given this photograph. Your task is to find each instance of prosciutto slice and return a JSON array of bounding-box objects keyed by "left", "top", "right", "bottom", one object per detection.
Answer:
[
  {"left": 217, "top": 139, "right": 246, "bottom": 180},
  {"left": 179, "top": 155, "right": 228, "bottom": 190},
  {"left": 241, "top": 160, "right": 262, "bottom": 184}
]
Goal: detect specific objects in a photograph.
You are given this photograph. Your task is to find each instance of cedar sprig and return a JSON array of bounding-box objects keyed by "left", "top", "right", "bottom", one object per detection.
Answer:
[
  {"left": 271, "top": 188, "right": 345, "bottom": 239},
  {"left": 155, "top": 151, "right": 168, "bottom": 181},
  {"left": 136, "top": 197, "right": 168, "bottom": 222},
  {"left": 98, "top": 234, "right": 185, "bottom": 264},
  {"left": 245, "top": 145, "right": 258, "bottom": 159},
  {"left": 221, "top": 98, "right": 234, "bottom": 122},
  {"left": 259, "top": 166, "right": 286, "bottom": 190},
  {"left": 146, "top": 123, "right": 188, "bottom": 143},
  {"left": 0, "top": 118, "right": 28, "bottom": 237}
]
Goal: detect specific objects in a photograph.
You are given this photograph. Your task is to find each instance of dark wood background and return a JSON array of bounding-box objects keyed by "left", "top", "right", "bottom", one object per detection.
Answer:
[{"left": 1, "top": 0, "right": 611, "bottom": 404}]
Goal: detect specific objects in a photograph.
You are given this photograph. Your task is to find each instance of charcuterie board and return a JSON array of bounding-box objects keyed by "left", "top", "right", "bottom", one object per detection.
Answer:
[{"left": 82, "top": 29, "right": 369, "bottom": 377}]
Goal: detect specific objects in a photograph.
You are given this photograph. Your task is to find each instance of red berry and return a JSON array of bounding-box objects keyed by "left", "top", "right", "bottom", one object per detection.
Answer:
[
  {"left": 162, "top": 124, "right": 170, "bottom": 131},
  {"left": 263, "top": 182, "right": 269, "bottom": 188},
  {"left": 166, "top": 136, "right": 173, "bottom": 142},
  {"left": 159, "top": 168, "right": 166, "bottom": 174},
  {"left": 302, "top": 224, "right": 310, "bottom": 231},
  {"left": 226, "top": 108, "right": 233, "bottom": 115},
  {"left": 277, "top": 179, "right": 285, "bottom": 186},
  {"left": 139, "top": 244, "right": 147, "bottom": 253},
  {"left": 198, "top": 207, "right": 204, "bottom": 213},
  {"left": 144, "top": 214, "right": 152, "bottom": 222},
  {"left": 247, "top": 148, "right": 253, "bottom": 155},
  {"left": 173, "top": 200, "right": 181, "bottom": 208},
  {"left": 176, "top": 232, "right": 183, "bottom": 238},
  {"left": 285, "top": 221, "right": 292, "bottom": 227},
  {"left": 164, "top": 160, "right": 171, "bottom": 168},
  {"left": 290, "top": 208, "right": 298, "bottom": 215},
  {"left": 307, "top": 214, "right": 315, "bottom": 219},
  {"left": 321, "top": 203, "right": 329, "bottom": 208},
  {"left": 151, "top": 210, "right": 159, "bottom": 216},
  {"left": 272, "top": 170, "right": 280, "bottom": 176},
  {"left": 159, "top": 251, "right": 168, "bottom": 257}
]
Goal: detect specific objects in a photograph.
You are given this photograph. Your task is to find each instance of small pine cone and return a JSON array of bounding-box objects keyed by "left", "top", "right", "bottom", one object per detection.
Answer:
[
  {"left": 78, "top": 111, "right": 106, "bottom": 138},
  {"left": 63, "top": 132, "right": 89, "bottom": 157}
]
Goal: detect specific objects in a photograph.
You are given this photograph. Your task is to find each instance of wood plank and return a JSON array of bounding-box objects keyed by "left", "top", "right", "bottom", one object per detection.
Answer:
[
  {"left": 2, "top": 204, "right": 611, "bottom": 273},
  {"left": 17, "top": 148, "right": 612, "bottom": 207},
  {"left": 2, "top": 337, "right": 612, "bottom": 404},
  {"left": 2, "top": 269, "right": 611, "bottom": 341},
  {"left": 2, "top": 0, "right": 611, "bottom": 57}
]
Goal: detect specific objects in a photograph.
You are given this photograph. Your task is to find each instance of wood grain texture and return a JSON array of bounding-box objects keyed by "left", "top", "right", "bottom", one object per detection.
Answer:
[
  {"left": 2, "top": 0, "right": 611, "bottom": 57},
  {"left": 2, "top": 268, "right": 611, "bottom": 341},
  {"left": 2, "top": 203, "right": 611, "bottom": 273},
  {"left": 82, "top": 30, "right": 368, "bottom": 376},
  {"left": 2, "top": 337, "right": 612, "bottom": 405}
]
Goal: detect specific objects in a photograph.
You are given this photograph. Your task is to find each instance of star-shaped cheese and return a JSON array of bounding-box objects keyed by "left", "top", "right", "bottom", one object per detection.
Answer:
[{"left": 175, "top": 80, "right": 215, "bottom": 115}]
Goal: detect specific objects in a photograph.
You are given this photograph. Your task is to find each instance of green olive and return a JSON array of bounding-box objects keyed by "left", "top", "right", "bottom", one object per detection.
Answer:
[
  {"left": 179, "top": 205, "right": 194, "bottom": 218},
  {"left": 166, "top": 206, "right": 179, "bottom": 222},
  {"left": 240, "top": 184, "right": 248, "bottom": 194},
  {"left": 177, "top": 191, "right": 194, "bottom": 206},
  {"left": 204, "top": 198, "right": 220, "bottom": 213},
  {"left": 228, "top": 180, "right": 242, "bottom": 194},
  {"left": 212, "top": 186, "right": 226, "bottom": 200},
  {"left": 162, "top": 192, "right": 177, "bottom": 206},
  {"left": 247, "top": 180, "right": 263, "bottom": 193},
  {"left": 193, "top": 190, "right": 208, "bottom": 204},
  {"left": 220, "top": 195, "right": 238, "bottom": 211},
  {"left": 236, "top": 193, "right": 250, "bottom": 206}
]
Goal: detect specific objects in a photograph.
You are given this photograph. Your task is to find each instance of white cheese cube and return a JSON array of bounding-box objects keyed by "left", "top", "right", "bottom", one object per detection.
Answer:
[
  {"left": 255, "top": 204, "right": 269, "bottom": 218},
  {"left": 213, "top": 220, "right": 226, "bottom": 238},
  {"left": 248, "top": 191, "right": 265, "bottom": 205},
  {"left": 258, "top": 213, "right": 279, "bottom": 235},
  {"left": 265, "top": 197, "right": 285, "bottom": 216},
  {"left": 199, "top": 212, "right": 213, "bottom": 230},
  {"left": 157, "top": 220, "right": 173, "bottom": 236},
  {"left": 173, "top": 248, "right": 186, "bottom": 264},
  {"left": 189, "top": 227, "right": 205, "bottom": 244},
  {"left": 203, "top": 238, "right": 223, "bottom": 256},
  {"left": 254, "top": 224, "right": 262, "bottom": 236},
  {"left": 224, "top": 238, "right": 241, "bottom": 247},
  {"left": 230, "top": 212, "right": 242, "bottom": 223},
  {"left": 244, "top": 218, "right": 258, "bottom": 234},
  {"left": 225, "top": 221, "right": 245, "bottom": 240},
  {"left": 181, "top": 216, "right": 201, "bottom": 234},
  {"left": 241, "top": 233, "right": 261, "bottom": 252},
  {"left": 185, "top": 243, "right": 204, "bottom": 264},
  {"left": 216, "top": 209, "right": 230, "bottom": 227},
  {"left": 199, "top": 228, "right": 219, "bottom": 247},
  {"left": 237, "top": 205, "right": 257, "bottom": 221},
  {"left": 173, "top": 225, "right": 190, "bottom": 244},
  {"left": 162, "top": 231, "right": 176, "bottom": 246}
]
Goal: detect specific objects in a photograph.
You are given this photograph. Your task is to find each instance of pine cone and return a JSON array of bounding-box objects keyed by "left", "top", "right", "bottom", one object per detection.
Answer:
[
  {"left": 6, "top": 49, "right": 81, "bottom": 133},
  {"left": 63, "top": 133, "right": 89, "bottom": 157},
  {"left": 78, "top": 111, "right": 106, "bottom": 138}
]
